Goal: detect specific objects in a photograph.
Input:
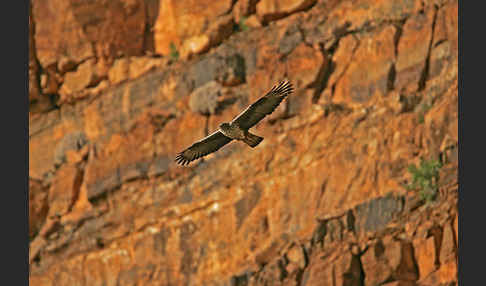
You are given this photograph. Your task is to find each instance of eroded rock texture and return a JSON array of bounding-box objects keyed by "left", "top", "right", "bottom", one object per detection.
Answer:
[{"left": 29, "top": 0, "right": 458, "bottom": 285}]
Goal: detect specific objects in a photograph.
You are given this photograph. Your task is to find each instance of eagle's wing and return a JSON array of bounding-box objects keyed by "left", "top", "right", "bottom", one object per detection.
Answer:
[
  {"left": 231, "top": 80, "right": 293, "bottom": 130},
  {"left": 175, "top": 131, "right": 233, "bottom": 165}
]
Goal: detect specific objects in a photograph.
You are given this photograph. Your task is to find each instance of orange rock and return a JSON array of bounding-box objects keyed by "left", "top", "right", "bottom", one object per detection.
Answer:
[
  {"left": 108, "top": 57, "right": 163, "bottom": 84},
  {"left": 256, "top": 0, "right": 317, "bottom": 23},
  {"left": 180, "top": 35, "right": 211, "bottom": 60},
  {"left": 325, "top": 34, "right": 359, "bottom": 90},
  {"left": 207, "top": 14, "right": 235, "bottom": 47},
  {"left": 40, "top": 65, "right": 62, "bottom": 95},
  {"left": 129, "top": 57, "right": 165, "bottom": 79},
  {"left": 304, "top": 250, "right": 357, "bottom": 286},
  {"left": 154, "top": 0, "right": 233, "bottom": 56},
  {"left": 285, "top": 43, "right": 327, "bottom": 88},
  {"left": 429, "top": 2, "right": 458, "bottom": 78},
  {"left": 438, "top": 259, "right": 458, "bottom": 284},
  {"left": 87, "top": 80, "right": 110, "bottom": 97},
  {"left": 395, "top": 7, "right": 435, "bottom": 92},
  {"left": 32, "top": 0, "right": 94, "bottom": 67},
  {"left": 65, "top": 145, "right": 89, "bottom": 164},
  {"left": 105, "top": 134, "right": 125, "bottom": 156},
  {"left": 57, "top": 56, "right": 77, "bottom": 74},
  {"left": 33, "top": 0, "right": 146, "bottom": 69},
  {"left": 233, "top": 0, "right": 259, "bottom": 24},
  {"left": 59, "top": 59, "right": 99, "bottom": 97},
  {"left": 395, "top": 241, "right": 419, "bottom": 281},
  {"left": 311, "top": 0, "right": 422, "bottom": 46},
  {"left": 64, "top": 150, "right": 83, "bottom": 164},
  {"left": 244, "top": 15, "right": 262, "bottom": 28},
  {"left": 286, "top": 244, "right": 306, "bottom": 269},
  {"left": 413, "top": 237, "right": 437, "bottom": 280},
  {"left": 47, "top": 164, "right": 83, "bottom": 218},
  {"left": 84, "top": 119, "right": 155, "bottom": 199},
  {"left": 361, "top": 237, "right": 401, "bottom": 285},
  {"left": 29, "top": 236, "right": 46, "bottom": 264},
  {"left": 60, "top": 188, "right": 94, "bottom": 226},
  {"left": 83, "top": 102, "right": 106, "bottom": 141},
  {"left": 30, "top": 128, "right": 58, "bottom": 182},
  {"left": 440, "top": 222, "right": 456, "bottom": 264},
  {"left": 108, "top": 58, "right": 130, "bottom": 85},
  {"left": 71, "top": 181, "right": 92, "bottom": 212},
  {"left": 432, "top": 2, "right": 458, "bottom": 55},
  {"left": 29, "top": 179, "right": 48, "bottom": 238},
  {"left": 333, "top": 26, "right": 396, "bottom": 107},
  {"left": 285, "top": 261, "right": 300, "bottom": 276},
  {"left": 38, "top": 217, "right": 60, "bottom": 238}
]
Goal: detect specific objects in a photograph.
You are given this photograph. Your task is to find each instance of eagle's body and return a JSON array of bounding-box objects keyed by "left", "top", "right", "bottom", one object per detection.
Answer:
[
  {"left": 219, "top": 122, "right": 245, "bottom": 140},
  {"left": 218, "top": 122, "right": 263, "bottom": 147},
  {"left": 175, "top": 80, "right": 293, "bottom": 166}
]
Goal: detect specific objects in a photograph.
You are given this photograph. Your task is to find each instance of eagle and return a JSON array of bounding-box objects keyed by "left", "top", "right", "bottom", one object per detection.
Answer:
[{"left": 175, "top": 80, "right": 294, "bottom": 166}]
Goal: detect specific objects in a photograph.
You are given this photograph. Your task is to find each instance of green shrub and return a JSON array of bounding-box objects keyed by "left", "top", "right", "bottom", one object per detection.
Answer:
[
  {"left": 169, "top": 42, "right": 179, "bottom": 61},
  {"left": 236, "top": 16, "right": 249, "bottom": 32},
  {"left": 406, "top": 158, "right": 442, "bottom": 203},
  {"left": 417, "top": 100, "right": 432, "bottom": 124}
]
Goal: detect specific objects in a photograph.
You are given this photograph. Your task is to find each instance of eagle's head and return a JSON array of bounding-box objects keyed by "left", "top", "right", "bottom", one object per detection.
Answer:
[{"left": 219, "top": 122, "right": 231, "bottom": 131}]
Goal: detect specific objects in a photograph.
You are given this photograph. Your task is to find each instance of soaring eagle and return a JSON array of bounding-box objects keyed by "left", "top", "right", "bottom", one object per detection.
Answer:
[{"left": 175, "top": 80, "right": 294, "bottom": 165}]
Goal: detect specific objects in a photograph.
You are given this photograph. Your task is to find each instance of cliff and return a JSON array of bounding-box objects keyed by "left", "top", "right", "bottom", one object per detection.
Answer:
[{"left": 29, "top": 0, "right": 458, "bottom": 285}]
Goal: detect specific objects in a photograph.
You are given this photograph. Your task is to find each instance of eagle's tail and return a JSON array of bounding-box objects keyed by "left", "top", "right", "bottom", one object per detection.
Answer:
[{"left": 243, "top": 132, "right": 263, "bottom": 148}]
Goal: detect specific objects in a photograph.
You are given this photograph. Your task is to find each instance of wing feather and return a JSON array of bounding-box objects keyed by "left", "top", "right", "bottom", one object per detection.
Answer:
[
  {"left": 175, "top": 131, "right": 232, "bottom": 165},
  {"left": 231, "top": 80, "right": 293, "bottom": 130}
]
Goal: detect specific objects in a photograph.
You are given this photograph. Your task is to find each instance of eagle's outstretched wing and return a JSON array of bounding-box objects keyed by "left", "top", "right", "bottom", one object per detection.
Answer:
[
  {"left": 231, "top": 80, "right": 294, "bottom": 130},
  {"left": 175, "top": 131, "right": 233, "bottom": 165}
]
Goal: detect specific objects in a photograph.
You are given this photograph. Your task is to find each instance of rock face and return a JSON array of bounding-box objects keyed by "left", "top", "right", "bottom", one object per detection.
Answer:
[{"left": 29, "top": 0, "right": 458, "bottom": 285}]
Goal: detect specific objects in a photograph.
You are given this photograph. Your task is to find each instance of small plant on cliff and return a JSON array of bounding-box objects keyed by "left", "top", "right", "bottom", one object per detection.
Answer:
[
  {"left": 234, "top": 16, "right": 249, "bottom": 32},
  {"left": 169, "top": 42, "right": 179, "bottom": 61},
  {"left": 406, "top": 158, "right": 442, "bottom": 203},
  {"left": 417, "top": 102, "right": 432, "bottom": 124}
]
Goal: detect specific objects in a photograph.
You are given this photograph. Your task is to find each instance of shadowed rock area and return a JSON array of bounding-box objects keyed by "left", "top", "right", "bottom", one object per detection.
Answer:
[{"left": 29, "top": 0, "right": 458, "bottom": 285}]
